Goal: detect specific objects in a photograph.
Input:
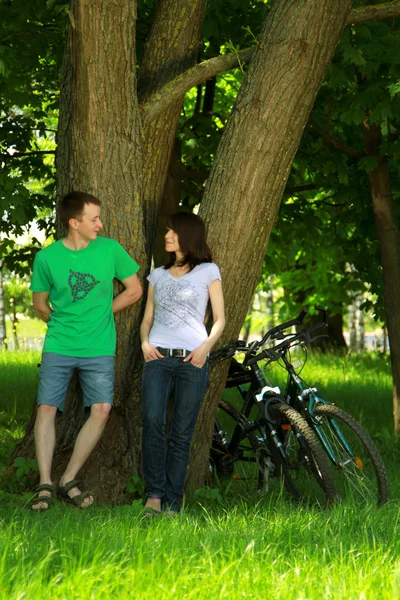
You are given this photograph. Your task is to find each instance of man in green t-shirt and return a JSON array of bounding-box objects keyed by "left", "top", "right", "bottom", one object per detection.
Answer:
[{"left": 30, "top": 191, "right": 142, "bottom": 510}]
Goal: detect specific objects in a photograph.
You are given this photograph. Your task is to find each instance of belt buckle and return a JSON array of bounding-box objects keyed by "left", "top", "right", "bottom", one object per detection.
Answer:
[{"left": 175, "top": 349, "right": 185, "bottom": 358}]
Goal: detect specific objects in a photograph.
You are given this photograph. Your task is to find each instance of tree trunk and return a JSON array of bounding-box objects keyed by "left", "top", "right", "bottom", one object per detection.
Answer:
[
  {"left": 189, "top": 0, "right": 354, "bottom": 488},
  {"left": 363, "top": 120, "right": 400, "bottom": 434},
  {"left": 357, "top": 298, "right": 365, "bottom": 352},
  {"left": 0, "top": 260, "right": 6, "bottom": 349},
  {"left": 241, "top": 299, "right": 254, "bottom": 345},
  {"left": 266, "top": 278, "right": 274, "bottom": 332},
  {"left": 349, "top": 297, "right": 358, "bottom": 351},
  {"left": 11, "top": 300, "right": 18, "bottom": 351}
]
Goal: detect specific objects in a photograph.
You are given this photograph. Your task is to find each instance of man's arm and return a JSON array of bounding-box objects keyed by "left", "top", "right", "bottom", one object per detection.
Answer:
[
  {"left": 112, "top": 274, "right": 143, "bottom": 314},
  {"left": 32, "top": 292, "right": 52, "bottom": 323}
]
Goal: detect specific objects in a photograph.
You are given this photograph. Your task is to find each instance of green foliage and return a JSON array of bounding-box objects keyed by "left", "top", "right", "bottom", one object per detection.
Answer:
[
  {"left": 0, "top": 0, "right": 62, "bottom": 270},
  {"left": 126, "top": 475, "right": 146, "bottom": 497},
  {"left": 12, "top": 456, "right": 38, "bottom": 483},
  {"left": 193, "top": 485, "right": 223, "bottom": 505}
]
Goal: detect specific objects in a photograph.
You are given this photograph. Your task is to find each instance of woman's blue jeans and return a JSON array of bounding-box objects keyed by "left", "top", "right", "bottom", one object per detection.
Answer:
[{"left": 142, "top": 355, "right": 209, "bottom": 511}]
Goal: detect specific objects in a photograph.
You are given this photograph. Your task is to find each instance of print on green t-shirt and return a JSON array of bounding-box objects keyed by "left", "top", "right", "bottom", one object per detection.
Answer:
[
  {"left": 30, "top": 237, "right": 140, "bottom": 357},
  {"left": 68, "top": 269, "right": 100, "bottom": 302}
]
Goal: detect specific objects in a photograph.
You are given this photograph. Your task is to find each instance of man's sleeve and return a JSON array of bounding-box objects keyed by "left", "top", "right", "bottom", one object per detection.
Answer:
[
  {"left": 30, "top": 252, "right": 52, "bottom": 292},
  {"left": 113, "top": 241, "right": 140, "bottom": 281}
]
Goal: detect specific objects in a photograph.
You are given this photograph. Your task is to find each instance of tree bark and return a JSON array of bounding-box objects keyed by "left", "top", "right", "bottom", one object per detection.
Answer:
[
  {"left": 363, "top": 120, "right": 400, "bottom": 434},
  {"left": 188, "top": 0, "right": 355, "bottom": 488}
]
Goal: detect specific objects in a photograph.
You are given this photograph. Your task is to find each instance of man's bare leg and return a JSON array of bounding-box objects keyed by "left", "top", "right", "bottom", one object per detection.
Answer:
[
  {"left": 59, "top": 403, "right": 112, "bottom": 507},
  {"left": 32, "top": 404, "right": 57, "bottom": 510}
]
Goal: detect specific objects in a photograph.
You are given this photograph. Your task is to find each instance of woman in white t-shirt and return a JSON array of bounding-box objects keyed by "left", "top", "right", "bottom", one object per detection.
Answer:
[{"left": 140, "top": 212, "right": 225, "bottom": 515}]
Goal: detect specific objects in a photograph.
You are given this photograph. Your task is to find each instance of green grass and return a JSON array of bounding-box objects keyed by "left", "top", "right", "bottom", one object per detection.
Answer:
[{"left": 0, "top": 350, "right": 399, "bottom": 599}]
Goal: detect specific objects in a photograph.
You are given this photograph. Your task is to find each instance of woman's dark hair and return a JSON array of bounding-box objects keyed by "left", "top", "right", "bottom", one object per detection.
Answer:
[
  {"left": 164, "top": 212, "right": 212, "bottom": 271},
  {"left": 58, "top": 191, "right": 101, "bottom": 229}
]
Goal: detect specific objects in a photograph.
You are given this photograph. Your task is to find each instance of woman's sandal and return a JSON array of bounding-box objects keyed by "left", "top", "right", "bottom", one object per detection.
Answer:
[
  {"left": 58, "top": 479, "right": 93, "bottom": 508},
  {"left": 143, "top": 506, "right": 161, "bottom": 517},
  {"left": 31, "top": 484, "right": 54, "bottom": 511}
]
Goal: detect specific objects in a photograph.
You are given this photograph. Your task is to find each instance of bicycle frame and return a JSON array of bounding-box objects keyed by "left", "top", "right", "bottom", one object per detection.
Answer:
[
  {"left": 282, "top": 354, "right": 356, "bottom": 465},
  {"left": 217, "top": 358, "right": 310, "bottom": 473}
]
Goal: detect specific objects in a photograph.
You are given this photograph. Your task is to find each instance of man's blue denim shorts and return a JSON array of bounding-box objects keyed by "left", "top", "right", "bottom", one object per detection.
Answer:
[{"left": 37, "top": 353, "right": 115, "bottom": 412}]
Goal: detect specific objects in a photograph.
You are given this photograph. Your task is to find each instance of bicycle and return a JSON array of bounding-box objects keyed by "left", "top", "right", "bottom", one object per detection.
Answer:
[
  {"left": 210, "top": 339, "right": 338, "bottom": 506},
  {"left": 243, "top": 306, "right": 389, "bottom": 506}
]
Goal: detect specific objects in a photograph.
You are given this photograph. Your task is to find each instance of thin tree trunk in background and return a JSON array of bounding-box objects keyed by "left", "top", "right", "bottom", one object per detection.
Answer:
[
  {"left": 202, "top": 77, "right": 216, "bottom": 115},
  {"left": 383, "top": 326, "right": 388, "bottom": 354},
  {"left": 189, "top": 0, "right": 354, "bottom": 488},
  {"left": 10, "top": 298, "right": 18, "bottom": 350},
  {"left": 241, "top": 299, "right": 253, "bottom": 345},
  {"left": 349, "top": 298, "right": 358, "bottom": 351},
  {"left": 363, "top": 120, "right": 400, "bottom": 434},
  {"left": 357, "top": 294, "right": 365, "bottom": 352},
  {"left": 0, "top": 260, "right": 6, "bottom": 349}
]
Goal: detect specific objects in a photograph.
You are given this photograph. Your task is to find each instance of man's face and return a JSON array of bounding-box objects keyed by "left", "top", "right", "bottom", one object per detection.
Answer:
[{"left": 70, "top": 203, "right": 103, "bottom": 240}]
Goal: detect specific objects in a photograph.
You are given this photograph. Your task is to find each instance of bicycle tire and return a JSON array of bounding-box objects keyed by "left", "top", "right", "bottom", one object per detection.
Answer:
[
  {"left": 212, "top": 399, "right": 337, "bottom": 505},
  {"left": 312, "top": 403, "right": 389, "bottom": 506},
  {"left": 268, "top": 402, "right": 337, "bottom": 505}
]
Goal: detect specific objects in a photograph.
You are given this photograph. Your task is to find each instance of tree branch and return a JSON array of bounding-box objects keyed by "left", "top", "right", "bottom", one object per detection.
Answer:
[
  {"left": 285, "top": 184, "right": 319, "bottom": 194},
  {"left": 142, "top": 2, "right": 400, "bottom": 122},
  {"left": 141, "top": 47, "right": 255, "bottom": 122},
  {"left": 346, "top": 1, "right": 400, "bottom": 25},
  {"left": 310, "top": 120, "right": 363, "bottom": 159},
  {"left": 1, "top": 150, "right": 56, "bottom": 160}
]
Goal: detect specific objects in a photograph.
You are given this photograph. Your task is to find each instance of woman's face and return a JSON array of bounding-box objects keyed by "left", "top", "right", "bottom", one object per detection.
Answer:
[{"left": 165, "top": 228, "right": 181, "bottom": 254}]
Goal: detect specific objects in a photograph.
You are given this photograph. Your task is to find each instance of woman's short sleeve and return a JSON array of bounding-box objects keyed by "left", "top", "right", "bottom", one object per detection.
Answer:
[
  {"left": 147, "top": 267, "right": 163, "bottom": 287},
  {"left": 206, "top": 263, "right": 222, "bottom": 287}
]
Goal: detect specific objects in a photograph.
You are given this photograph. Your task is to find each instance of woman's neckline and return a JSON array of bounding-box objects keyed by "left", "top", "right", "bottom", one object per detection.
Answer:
[{"left": 168, "top": 264, "right": 198, "bottom": 280}]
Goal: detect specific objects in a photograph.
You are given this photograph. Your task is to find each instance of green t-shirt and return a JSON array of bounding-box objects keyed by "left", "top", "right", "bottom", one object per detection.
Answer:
[{"left": 30, "top": 237, "right": 140, "bottom": 357}]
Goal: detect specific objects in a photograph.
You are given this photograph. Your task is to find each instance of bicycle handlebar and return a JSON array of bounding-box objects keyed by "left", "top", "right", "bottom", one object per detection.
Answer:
[{"left": 210, "top": 306, "right": 329, "bottom": 368}]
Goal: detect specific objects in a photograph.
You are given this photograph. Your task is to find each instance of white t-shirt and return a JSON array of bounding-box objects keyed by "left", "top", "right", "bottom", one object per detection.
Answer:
[{"left": 148, "top": 262, "right": 221, "bottom": 351}]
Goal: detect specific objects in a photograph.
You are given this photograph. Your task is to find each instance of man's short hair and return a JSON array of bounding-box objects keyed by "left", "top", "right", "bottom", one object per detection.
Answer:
[{"left": 58, "top": 191, "right": 101, "bottom": 229}]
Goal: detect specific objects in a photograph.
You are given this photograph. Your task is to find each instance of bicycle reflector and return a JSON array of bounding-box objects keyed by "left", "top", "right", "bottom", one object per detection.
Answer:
[{"left": 354, "top": 457, "right": 364, "bottom": 470}]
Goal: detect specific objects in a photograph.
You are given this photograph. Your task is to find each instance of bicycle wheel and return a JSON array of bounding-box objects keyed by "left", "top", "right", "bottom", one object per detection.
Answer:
[
  {"left": 312, "top": 403, "right": 389, "bottom": 506},
  {"left": 268, "top": 402, "right": 338, "bottom": 506},
  {"left": 211, "top": 399, "right": 276, "bottom": 492}
]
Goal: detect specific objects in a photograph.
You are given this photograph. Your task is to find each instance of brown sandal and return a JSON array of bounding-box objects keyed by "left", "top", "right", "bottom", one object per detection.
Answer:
[
  {"left": 58, "top": 479, "right": 93, "bottom": 508},
  {"left": 31, "top": 484, "right": 54, "bottom": 511}
]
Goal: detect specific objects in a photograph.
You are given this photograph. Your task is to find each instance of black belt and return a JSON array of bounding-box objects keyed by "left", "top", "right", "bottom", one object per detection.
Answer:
[{"left": 157, "top": 347, "right": 190, "bottom": 358}]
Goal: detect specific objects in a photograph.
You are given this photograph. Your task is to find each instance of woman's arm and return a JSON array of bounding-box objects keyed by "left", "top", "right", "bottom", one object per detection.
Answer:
[
  {"left": 140, "top": 284, "right": 164, "bottom": 361},
  {"left": 184, "top": 279, "right": 225, "bottom": 368}
]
